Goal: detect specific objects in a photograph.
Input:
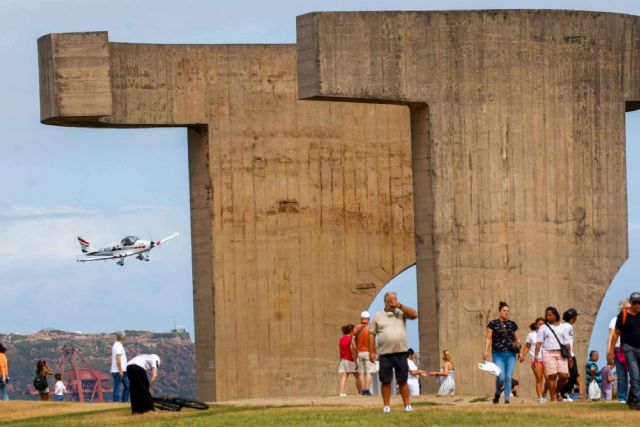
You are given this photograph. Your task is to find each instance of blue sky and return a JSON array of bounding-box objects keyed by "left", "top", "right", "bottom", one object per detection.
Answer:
[{"left": 1, "top": 1, "right": 639, "bottom": 361}]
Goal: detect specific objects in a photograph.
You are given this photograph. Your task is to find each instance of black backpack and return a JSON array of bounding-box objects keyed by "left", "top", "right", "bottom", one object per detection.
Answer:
[{"left": 33, "top": 375, "right": 48, "bottom": 391}]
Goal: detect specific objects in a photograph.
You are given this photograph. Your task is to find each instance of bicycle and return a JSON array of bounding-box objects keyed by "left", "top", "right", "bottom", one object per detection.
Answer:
[{"left": 152, "top": 395, "right": 210, "bottom": 411}]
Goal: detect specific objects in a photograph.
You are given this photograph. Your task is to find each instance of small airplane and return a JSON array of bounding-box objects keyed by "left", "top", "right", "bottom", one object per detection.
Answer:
[{"left": 76, "top": 233, "right": 179, "bottom": 266}]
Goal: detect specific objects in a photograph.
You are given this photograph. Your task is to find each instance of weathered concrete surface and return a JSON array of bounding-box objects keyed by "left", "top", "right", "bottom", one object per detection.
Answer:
[
  {"left": 38, "top": 32, "right": 414, "bottom": 400},
  {"left": 297, "top": 10, "right": 640, "bottom": 395}
]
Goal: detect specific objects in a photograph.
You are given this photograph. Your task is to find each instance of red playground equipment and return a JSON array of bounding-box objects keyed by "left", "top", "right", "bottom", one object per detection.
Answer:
[{"left": 56, "top": 345, "right": 112, "bottom": 402}]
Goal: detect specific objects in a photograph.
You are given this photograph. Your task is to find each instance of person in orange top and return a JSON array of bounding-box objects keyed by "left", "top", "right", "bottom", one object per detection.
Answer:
[
  {"left": 0, "top": 343, "right": 8, "bottom": 400},
  {"left": 351, "top": 311, "right": 376, "bottom": 395}
]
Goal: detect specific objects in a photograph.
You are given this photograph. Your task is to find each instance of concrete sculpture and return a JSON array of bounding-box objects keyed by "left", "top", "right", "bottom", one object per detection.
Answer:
[
  {"left": 297, "top": 10, "right": 639, "bottom": 394},
  {"left": 38, "top": 32, "right": 414, "bottom": 400}
]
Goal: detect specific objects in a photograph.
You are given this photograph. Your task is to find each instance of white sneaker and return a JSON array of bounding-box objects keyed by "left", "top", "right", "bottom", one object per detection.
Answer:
[
  {"left": 619, "top": 400, "right": 626, "bottom": 404},
  {"left": 404, "top": 405, "right": 413, "bottom": 412},
  {"left": 383, "top": 405, "right": 391, "bottom": 413},
  {"left": 538, "top": 397, "right": 547, "bottom": 403},
  {"left": 339, "top": 393, "right": 346, "bottom": 397},
  {"left": 563, "top": 396, "right": 574, "bottom": 402}
]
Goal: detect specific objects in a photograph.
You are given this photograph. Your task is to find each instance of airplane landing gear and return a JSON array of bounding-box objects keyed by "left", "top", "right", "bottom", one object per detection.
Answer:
[{"left": 116, "top": 259, "right": 125, "bottom": 266}]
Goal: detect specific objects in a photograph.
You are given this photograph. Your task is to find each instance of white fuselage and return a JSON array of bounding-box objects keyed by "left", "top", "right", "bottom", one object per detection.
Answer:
[{"left": 88, "top": 241, "right": 150, "bottom": 257}]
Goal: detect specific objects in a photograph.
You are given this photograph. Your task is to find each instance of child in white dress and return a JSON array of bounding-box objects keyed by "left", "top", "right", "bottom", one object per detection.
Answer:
[{"left": 429, "top": 350, "right": 455, "bottom": 396}]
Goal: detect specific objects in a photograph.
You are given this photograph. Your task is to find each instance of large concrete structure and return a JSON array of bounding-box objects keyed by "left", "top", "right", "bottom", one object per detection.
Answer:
[
  {"left": 38, "top": 9, "right": 639, "bottom": 399},
  {"left": 38, "top": 32, "right": 415, "bottom": 400},
  {"left": 298, "top": 10, "right": 639, "bottom": 394}
]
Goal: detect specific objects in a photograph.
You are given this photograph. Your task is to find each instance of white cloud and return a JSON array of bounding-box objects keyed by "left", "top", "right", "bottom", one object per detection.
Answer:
[
  {"left": 2, "top": 205, "right": 100, "bottom": 218},
  {"left": 116, "top": 204, "right": 158, "bottom": 214}
]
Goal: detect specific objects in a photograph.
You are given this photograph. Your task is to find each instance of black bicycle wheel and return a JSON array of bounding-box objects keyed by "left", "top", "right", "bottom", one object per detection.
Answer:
[
  {"left": 153, "top": 398, "right": 182, "bottom": 412},
  {"left": 170, "top": 397, "right": 209, "bottom": 410}
]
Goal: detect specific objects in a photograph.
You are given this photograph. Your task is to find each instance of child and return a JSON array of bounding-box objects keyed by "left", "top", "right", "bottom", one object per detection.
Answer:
[
  {"left": 406, "top": 348, "right": 428, "bottom": 396},
  {"left": 586, "top": 350, "right": 602, "bottom": 386},
  {"left": 428, "top": 350, "right": 455, "bottom": 396},
  {"left": 600, "top": 359, "right": 615, "bottom": 401},
  {"left": 53, "top": 373, "right": 66, "bottom": 402}
]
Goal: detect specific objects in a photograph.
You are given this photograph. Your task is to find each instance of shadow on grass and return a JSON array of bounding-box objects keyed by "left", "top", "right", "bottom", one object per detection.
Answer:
[{"left": 411, "top": 401, "right": 442, "bottom": 407}]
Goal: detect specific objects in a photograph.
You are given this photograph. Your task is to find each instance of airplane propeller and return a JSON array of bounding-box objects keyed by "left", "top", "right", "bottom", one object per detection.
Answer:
[{"left": 150, "top": 232, "right": 180, "bottom": 248}]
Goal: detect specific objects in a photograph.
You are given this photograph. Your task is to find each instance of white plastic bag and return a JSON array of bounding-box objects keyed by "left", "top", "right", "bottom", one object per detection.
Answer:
[
  {"left": 588, "top": 379, "right": 601, "bottom": 400},
  {"left": 478, "top": 361, "right": 501, "bottom": 377}
]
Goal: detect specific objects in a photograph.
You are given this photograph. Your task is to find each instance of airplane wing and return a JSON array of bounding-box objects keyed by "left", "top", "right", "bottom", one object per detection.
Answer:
[
  {"left": 76, "top": 254, "right": 124, "bottom": 262},
  {"left": 155, "top": 232, "right": 180, "bottom": 246}
]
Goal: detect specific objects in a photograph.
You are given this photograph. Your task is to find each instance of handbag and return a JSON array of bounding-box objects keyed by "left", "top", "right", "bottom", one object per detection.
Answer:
[
  {"left": 500, "top": 321, "right": 521, "bottom": 353},
  {"left": 614, "top": 347, "right": 628, "bottom": 370},
  {"left": 545, "top": 323, "right": 570, "bottom": 359},
  {"left": 33, "top": 375, "right": 48, "bottom": 391}
]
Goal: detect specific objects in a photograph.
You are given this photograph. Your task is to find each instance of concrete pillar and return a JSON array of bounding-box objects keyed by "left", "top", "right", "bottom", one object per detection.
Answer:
[{"left": 297, "top": 10, "right": 640, "bottom": 395}]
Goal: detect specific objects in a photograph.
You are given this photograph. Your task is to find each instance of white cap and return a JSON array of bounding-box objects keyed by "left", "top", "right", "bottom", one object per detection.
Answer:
[
  {"left": 360, "top": 311, "right": 370, "bottom": 319},
  {"left": 152, "top": 354, "right": 161, "bottom": 367}
]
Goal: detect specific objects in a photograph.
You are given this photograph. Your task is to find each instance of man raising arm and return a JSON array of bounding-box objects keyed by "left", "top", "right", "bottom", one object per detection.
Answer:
[{"left": 369, "top": 292, "right": 418, "bottom": 413}]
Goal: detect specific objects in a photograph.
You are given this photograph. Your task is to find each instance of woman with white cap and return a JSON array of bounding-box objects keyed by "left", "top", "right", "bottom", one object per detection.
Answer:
[{"left": 126, "top": 354, "right": 160, "bottom": 414}]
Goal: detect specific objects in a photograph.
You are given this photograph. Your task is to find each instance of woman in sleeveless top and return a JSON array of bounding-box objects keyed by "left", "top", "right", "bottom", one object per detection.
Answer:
[{"left": 35, "top": 360, "right": 53, "bottom": 401}]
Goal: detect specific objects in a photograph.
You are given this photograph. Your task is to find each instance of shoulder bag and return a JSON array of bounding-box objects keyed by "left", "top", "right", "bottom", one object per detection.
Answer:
[{"left": 545, "top": 322, "right": 570, "bottom": 359}]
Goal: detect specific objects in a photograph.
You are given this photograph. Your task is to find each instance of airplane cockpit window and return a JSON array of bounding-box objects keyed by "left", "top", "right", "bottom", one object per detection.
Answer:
[{"left": 121, "top": 236, "right": 139, "bottom": 246}]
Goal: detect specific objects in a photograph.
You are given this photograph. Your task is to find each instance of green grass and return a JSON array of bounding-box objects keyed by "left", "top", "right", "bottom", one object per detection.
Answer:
[{"left": 2, "top": 401, "right": 638, "bottom": 426}]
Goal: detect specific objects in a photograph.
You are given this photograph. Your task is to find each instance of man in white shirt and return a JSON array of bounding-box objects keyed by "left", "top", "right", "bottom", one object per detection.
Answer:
[
  {"left": 111, "top": 332, "right": 129, "bottom": 402},
  {"left": 127, "top": 354, "right": 160, "bottom": 414}
]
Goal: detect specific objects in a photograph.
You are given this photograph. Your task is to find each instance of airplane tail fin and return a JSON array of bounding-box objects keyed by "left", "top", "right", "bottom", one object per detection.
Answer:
[{"left": 77, "top": 236, "right": 95, "bottom": 253}]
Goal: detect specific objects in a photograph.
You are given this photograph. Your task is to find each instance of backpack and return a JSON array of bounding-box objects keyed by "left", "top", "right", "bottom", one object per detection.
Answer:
[
  {"left": 621, "top": 308, "right": 629, "bottom": 327},
  {"left": 33, "top": 375, "right": 48, "bottom": 391}
]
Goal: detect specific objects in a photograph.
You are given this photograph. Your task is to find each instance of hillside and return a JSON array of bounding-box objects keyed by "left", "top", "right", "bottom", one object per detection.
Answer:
[{"left": 0, "top": 330, "right": 195, "bottom": 400}]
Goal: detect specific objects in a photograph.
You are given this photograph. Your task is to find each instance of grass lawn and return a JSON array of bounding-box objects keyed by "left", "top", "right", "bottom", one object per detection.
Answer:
[{"left": 1, "top": 400, "right": 638, "bottom": 426}]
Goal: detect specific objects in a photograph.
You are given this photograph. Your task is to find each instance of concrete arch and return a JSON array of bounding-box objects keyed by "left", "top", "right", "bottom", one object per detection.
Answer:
[{"left": 37, "top": 32, "right": 416, "bottom": 400}]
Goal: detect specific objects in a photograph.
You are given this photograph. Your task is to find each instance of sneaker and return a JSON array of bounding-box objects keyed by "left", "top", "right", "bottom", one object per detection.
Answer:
[
  {"left": 493, "top": 393, "right": 500, "bottom": 404},
  {"left": 404, "top": 405, "right": 413, "bottom": 412},
  {"left": 619, "top": 400, "right": 626, "bottom": 404},
  {"left": 383, "top": 405, "right": 391, "bottom": 413},
  {"left": 361, "top": 389, "right": 372, "bottom": 396},
  {"left": 563, "top": 396, "right": 574, "bottom": 402},
  {"left": 504, "top": 400, "right": 510, "bottom": 404},
  {"left": 538, "top": 397, "right": 547, "bottom": 404},
  {"left": 339, "top": 393, "right": 346, "bottom": 397}
]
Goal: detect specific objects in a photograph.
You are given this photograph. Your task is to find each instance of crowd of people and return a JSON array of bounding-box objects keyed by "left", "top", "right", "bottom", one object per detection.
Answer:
[
  {"left": 339, "top": 291, "right": 640, "bottom": 412},
  {"left": 337, "top": 291, "right": 455, "bottom": 412}
]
